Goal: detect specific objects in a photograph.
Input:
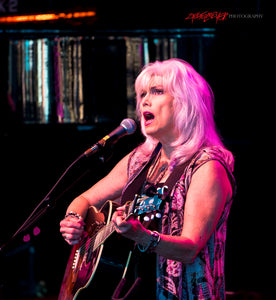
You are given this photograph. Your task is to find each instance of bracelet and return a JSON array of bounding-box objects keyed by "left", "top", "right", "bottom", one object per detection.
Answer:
[
  {"left": 65, "top": 211, "right": 83, "bottom": 220},
  {"left": 149, "top": 231, "right": 161, "bottom": 251},
  {"left": 137, "top": 231, "right": 161, "bottom": 253}
]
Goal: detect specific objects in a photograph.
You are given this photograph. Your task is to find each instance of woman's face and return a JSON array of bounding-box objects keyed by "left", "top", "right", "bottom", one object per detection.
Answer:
[{"left": 139, "top": 76, "right": 179, "bottom": 144}]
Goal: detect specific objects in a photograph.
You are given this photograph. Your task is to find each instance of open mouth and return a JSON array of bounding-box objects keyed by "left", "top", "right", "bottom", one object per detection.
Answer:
[
  {"left": 143, "top": 112, "right": 155, "bottom": 121},
  {"left": 143, "top": 112, "right": 155, "bottom": 126}
]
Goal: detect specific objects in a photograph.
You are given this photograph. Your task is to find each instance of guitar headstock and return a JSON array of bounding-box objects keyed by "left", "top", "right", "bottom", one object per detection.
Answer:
[{"left": 132, "top": 186, "right": 168, "bottom": 221}]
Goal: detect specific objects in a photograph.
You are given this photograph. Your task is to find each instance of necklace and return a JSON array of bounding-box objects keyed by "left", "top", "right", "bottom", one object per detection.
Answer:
[
  {"left": 147, "top": 151, "right": 169, "bottom": 186},
  {"left": 141, "top": 151, "right": 169, "bottom": 197}
]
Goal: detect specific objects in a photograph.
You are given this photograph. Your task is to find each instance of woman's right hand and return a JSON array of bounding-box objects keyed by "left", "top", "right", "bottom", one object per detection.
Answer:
[{"left": 60, "top": 217, "right": 85, "bottom": 245}]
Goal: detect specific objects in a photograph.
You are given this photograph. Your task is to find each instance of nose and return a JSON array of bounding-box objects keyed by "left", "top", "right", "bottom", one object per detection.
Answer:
[{"left": 141, "top": 93, "right": 151, "bottom": 107}]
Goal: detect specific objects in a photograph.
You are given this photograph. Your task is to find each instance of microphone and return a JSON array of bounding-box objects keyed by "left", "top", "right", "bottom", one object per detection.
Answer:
[{"left": 83, "top": 118, "right": 137, "bottom": 157}]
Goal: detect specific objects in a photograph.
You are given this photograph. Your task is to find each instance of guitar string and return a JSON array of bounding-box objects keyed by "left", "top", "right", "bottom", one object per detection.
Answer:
[
  {"left": 76, "top": 194, "right": 158, "bottom": 257},
  {"left": 78, "top": 219, "right": 115, "bottom": 253},
  {"left": 77, "top": 201, "right": 137, "bottom": 254},
  {"left": 74, "top": 150, "right": 167, "bottom": 260}
]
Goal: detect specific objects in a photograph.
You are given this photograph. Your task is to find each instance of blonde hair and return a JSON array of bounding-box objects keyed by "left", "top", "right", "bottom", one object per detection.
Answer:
[{"left": 135, "top": 58, "right": 234, "bottom": 170}]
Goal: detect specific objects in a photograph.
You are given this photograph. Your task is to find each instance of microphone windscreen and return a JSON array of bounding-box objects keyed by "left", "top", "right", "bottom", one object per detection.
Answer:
[{"left": 121, "top": 119, "right": 137, "bottom": 135}]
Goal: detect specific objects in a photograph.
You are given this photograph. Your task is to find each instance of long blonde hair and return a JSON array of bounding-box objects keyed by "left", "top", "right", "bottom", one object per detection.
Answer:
[{"left": 135, "top": 58, "right": 234, "bottom": 171}]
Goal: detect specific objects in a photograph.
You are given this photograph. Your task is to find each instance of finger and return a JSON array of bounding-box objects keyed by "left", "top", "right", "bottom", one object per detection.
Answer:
[
  {"left": 114, "top": 216, "right": 131, "bottom": 232},
  {"left": 63, "top": 232, "right": 82, "bottom": 244},
  {"left": 116, "top": 205, "right": 126, "bottom": 212},
  {"left": 61, "top": 216, "right": 85, "bottom": 224},
  {"left": 111, "top": 210, "right": 122, "bottom": 223},
  {"left": 60, "top": 218, "right": 85, "bottom": 230},
  {"left": 62, "top": 231, "right": 80, "bottom": 240},
  {"left": 64, "top": 236, "right": 81, "bottom": 246},
  {"left": 115, "top": 216, "right": 124, "bottom": 226},
  {"left": 60, "top": 225, "right": 84, "bottom": 242},
  {"left": 61, "top": 227, "right": 84, "bottom": 241},
  {"left": 68, "top": 240, "right": 80, "bottom": 245},
  {"left": 60, "top": 217, "right": 85, "bottom": 227},
  {"left": 112, "top": 214, "right": 121, "bottom": 226}
]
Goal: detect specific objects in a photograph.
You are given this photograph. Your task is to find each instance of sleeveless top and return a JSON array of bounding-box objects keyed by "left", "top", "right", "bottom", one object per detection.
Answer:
[{"left": 121, "top": 145, "right": 236, "bottom": 300}]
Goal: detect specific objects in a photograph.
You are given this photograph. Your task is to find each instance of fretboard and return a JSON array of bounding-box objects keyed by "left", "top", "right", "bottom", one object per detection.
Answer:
[
  {"left": 92, "top": 201, "right": 136, "bottom": 252},
  {"left": 92, "top": 221, "right": 116, "bottom": 252}
]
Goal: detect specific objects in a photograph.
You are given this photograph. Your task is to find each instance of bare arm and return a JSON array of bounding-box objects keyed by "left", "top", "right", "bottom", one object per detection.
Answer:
[
  {"left": 66, "top": 153, "right": 130, "bottom": 217},
  {"left": 112, "top": 160, "right": 233, "bottom": 263},
  {"left": 60, "top": 153, "right": 130, "bottom": 245}
]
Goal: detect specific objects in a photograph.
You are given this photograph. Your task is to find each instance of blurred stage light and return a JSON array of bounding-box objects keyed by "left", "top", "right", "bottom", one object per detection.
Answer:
[{"left": 0, "top": 10, "right": 96, "bottom": 23}]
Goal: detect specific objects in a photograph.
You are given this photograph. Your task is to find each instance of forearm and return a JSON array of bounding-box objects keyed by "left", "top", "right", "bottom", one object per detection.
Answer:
[
  {"left": 65, "top": 155, "right": 130, "bottom": 219},
  {"left": 135, "top": 229, "right": 198, "bottom": 264},
  {"left": 65, "top": 194, "right": 91, "bottom": 219},
  {"left": 114, "top": 216, "right": 199, "bottom": 263},
  {"left": 112, "top": 210, "right": 199, "bottom": 264},
  {"left": 65, "top": 182, "right": 122, "bottom": 220}
]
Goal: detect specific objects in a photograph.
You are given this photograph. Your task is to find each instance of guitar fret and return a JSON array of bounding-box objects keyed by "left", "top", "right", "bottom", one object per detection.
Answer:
[
  {"left": 59, "top": 192, "right": 165, "bottom": 299},
  {"left": 93, "top": 222, "right": 115, "bottom": 251}
]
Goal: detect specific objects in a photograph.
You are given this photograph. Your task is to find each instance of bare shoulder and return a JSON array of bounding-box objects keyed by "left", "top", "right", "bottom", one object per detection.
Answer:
[
  {"left": 101, "top": 153, "right": 132, "bottom": 193},
  {"left": 107, "top": 153, "right": 131, "bottom": 179},
  {"left": 189, "top": 159, "right": 233, "bottom": 203},
  {"left": 182, "top": 160, "right": 233, "bottom": 247}
]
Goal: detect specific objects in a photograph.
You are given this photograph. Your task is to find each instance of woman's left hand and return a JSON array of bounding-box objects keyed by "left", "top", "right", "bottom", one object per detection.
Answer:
[{"left": 111, "top": 205, "right": 149, "bottom": 242}]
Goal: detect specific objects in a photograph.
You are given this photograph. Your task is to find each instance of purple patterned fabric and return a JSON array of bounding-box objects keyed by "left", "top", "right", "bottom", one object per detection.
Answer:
[{"left": 126, "top": 145, "right": 236, "bottom": 299}]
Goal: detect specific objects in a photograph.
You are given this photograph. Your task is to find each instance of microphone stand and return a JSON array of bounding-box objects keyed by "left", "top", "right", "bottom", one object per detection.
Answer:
[{"left": 0, "top": 151, "right": 107, "bottom": 253}]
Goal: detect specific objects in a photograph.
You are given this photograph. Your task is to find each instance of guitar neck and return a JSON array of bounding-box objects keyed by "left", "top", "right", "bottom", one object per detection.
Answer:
[
  {"left": 58, "top": 194, "right": 164, "bottom": 300},
  {"left": 93, "top": 221, "right": 116, "bottom": 252},
  {"left": 92, "top": 210, "right": 134, "bottom": 252}
]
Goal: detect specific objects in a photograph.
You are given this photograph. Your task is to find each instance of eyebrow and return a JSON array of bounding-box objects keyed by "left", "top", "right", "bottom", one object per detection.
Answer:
[
  {"left": 150, "top": 85, "right": 163, "bottom": 88},
  {"left": 139, "top": 85, "right": 164, "bottom": 98},
  {"left": 149, "top": 85, "right": 164, "bottom": 91}
]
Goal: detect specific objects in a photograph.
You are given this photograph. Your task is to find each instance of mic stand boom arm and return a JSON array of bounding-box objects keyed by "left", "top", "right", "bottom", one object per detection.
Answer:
[
  {"left": 0, "top": 151, "right": 101, "bottom": 253},
  {"left": 0, "top": 118, "right": 137, "bottom": 252}
]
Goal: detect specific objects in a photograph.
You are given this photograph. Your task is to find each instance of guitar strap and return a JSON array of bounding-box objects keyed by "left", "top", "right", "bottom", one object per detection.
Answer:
[
  {"left": 120, "top": 142, "right": 189, "bottom": 205},
  {"left": 120, "top": 142, "right": 162, "bottom": 206},
  {"left": 113, "top": 145, "right": 189, "bottom": 300},
  {"left": 162, "top": 159, "right": 189, "bottom": 196}
]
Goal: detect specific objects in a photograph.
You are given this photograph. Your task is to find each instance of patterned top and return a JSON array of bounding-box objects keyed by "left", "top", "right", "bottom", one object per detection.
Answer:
[{"left": 124, "top": 145, "right": 236, "bottom": 300}]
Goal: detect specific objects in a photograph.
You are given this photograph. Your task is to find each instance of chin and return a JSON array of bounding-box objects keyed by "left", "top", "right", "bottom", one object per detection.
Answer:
[{"left": 145, "top": 131, "right": 160, "bottom": 141}]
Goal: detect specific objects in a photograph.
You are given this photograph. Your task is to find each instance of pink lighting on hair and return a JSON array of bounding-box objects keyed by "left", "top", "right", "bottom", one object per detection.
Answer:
[{"left": 135, "top": 58, "right": 234, "bottom": 170}]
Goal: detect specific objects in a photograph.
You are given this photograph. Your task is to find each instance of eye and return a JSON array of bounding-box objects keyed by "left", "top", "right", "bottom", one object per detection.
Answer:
[
  {"left": 140, "top": 91, "right": 147, "bottom": 98},
  {"left": 150, "top": 87, "right": 164, "bottom": 95}
]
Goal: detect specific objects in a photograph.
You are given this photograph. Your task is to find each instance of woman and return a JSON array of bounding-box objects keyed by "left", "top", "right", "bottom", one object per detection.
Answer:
[{"left": 60, "top": 58, "right": 235, "bottom": 299}]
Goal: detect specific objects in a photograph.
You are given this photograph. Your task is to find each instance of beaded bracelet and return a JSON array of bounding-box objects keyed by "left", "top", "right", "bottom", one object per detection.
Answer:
[
  {"left": 137, "top": 231, "right": 161, "bottom": 253},
  {"left": 65, "top": 211, "right": 83, "bottom": 220}
]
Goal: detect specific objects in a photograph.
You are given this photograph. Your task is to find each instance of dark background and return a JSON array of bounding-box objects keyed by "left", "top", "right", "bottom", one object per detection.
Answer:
[{"left": 0, "top": 1, "right": 270, "bottom": 299}]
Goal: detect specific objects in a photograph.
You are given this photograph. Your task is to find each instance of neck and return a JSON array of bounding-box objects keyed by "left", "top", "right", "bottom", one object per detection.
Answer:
[{"left": 160, "top": 143, "right": 175, "bottom": 163}]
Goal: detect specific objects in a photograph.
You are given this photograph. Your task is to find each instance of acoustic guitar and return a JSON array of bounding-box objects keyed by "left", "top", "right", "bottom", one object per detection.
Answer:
[{"left": 58, "top": 188, "right": 166, "bottom": 300}]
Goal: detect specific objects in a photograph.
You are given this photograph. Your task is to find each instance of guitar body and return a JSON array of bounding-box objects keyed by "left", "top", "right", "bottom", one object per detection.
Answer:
[
  {"left": 59, "top": 200, "right": 128, "bottom": 300},
  {"left": 59, "top": 188, "right": 166, "bottom": 300}
]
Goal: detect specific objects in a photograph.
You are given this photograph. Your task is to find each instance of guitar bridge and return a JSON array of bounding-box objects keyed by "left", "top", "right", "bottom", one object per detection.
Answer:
[{"left": 72, "top": 249, "right": 80, "bottom": 270}]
